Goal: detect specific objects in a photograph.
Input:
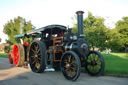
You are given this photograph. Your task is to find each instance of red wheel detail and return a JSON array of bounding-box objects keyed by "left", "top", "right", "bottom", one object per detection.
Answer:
[
  {"left": 13, "top": 44, "right": 19, "bottom": 66},
  {"left": 9, "top": 52, "right": 12, "bottom": 64}
]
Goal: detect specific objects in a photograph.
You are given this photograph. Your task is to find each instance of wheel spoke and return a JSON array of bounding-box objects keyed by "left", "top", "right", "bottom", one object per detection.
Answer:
[
  {"left": 93, "top": 54, "right": 96, "bottom": 60},
  {"left": 95, "top": 65, "right": 100, "bottom": 71},
  {"left": 95, "top": 55, "right": 98, "bottom": 61},
  {"left": 32, "top": 58, "right": 38, "bottom": 64},
  {"left": 64, "top": 58, "right": 68, "bottom": 64},
  {"left": 95, "top": 57, "right": 100, "bottom": 62},
  {"left": 68, "top": 69, "right": 72, "bottom": 77},
  {"left": 73, "top": 63, "right": 77, "bottom": 67},
  {"left": 31, "top": 48, "right": 36, "bottom": 54},
  {"left": 65, "top": 66, "right": 70, "bottom": 73},
  {"left": 70, "top": 67, "right": 77, "bottom": 72},
  {"left": 91, "top": 66, "right": 95, "bottom": 72},
  {"left": 34, "top": 44, "right": 37, "bottom": 49},
  {"left": 71, "top": 57, "right": 75, "bottom": 64},
  {"left": 34, "top": 44, "right": 39, "bottom": 52},
  {"left": 91, "top": 54, "right": 94, "bottom": 61},
  {"left": 37, "top": 53, "right": 41, "bottom": 56},
  {"left": 31, "top": 56, "right": 36, "bottom": 59},
  {"left": 68, "top": 55, "right": 71, "bottom": 63},
  {"left": 64, "top": 61, "right": 68, "bottom": 64},
  {"left": 88, "top": 54, "right": 93, "bottom": 62},
  {"left": 35, "top": 62, "right": 40, "bottom": 69},
  {"left": 64, "top": 66, "right": 67, "bottom": 68},
  {"left": 37, "top": 57, "right": 41, "bottom": 61},
  {"left": 95, "top": 66, "right": 99, "bottom": 72},
  {"left": 37, "top": 48, "right": 40, "bottom": 54},
  {"left": 97, "top": 61, "right": 101, "bottom": 64}
]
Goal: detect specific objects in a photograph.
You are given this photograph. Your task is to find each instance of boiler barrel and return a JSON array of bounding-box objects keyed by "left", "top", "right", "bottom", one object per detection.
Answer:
[{"left": 63, "top": 40, "right": 90, "bottom": 57}]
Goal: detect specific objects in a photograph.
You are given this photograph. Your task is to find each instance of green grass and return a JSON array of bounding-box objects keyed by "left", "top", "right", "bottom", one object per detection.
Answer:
[
  {"left": 0, "top": 53, "right": 9, "bottom": 58},
  {"left": 103, "top": 52, "right": 128, "bottom": 76}
]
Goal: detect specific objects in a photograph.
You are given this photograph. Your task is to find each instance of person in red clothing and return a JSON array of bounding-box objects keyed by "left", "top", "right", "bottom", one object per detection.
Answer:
[{"left": 23, "top": 41, "right": 30, "bottom": 68}]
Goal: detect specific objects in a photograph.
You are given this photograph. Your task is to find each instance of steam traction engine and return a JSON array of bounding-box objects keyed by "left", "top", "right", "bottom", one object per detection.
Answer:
[
  {"left": 28, "top": 11, "right": 105, "bottom": 81},
  {"left": 11, "top": 11, "right": 105, "bottom": 81}
]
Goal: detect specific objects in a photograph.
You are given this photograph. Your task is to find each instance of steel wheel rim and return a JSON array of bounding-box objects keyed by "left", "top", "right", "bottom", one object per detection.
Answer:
[
  {"left": 30, "top": 42, "right": 41, "bottom": 71},
  {"left": 61, "top": 53, "right": 78, "bottom": 79},
  {"left": 13, "top": 44, "right": 19, "bottom": 66},
  {"left": 87, "top": 53, "right": 102, "bottom": 73}
]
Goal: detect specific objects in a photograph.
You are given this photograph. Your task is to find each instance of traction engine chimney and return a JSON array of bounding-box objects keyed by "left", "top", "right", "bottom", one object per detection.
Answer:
[{"left": 76, "top": 11, "right": 84, "bottom": 37}]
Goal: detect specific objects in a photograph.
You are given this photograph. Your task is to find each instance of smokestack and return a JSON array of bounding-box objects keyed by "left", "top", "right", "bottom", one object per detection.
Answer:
[{"left": 76, "top": 11, "right": 84, "bottom": 37}]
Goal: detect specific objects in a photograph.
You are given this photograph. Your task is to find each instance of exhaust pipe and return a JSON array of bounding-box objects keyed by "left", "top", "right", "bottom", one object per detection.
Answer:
[{"left": 76, "top": 11, "right": 84, "bottom": 37}]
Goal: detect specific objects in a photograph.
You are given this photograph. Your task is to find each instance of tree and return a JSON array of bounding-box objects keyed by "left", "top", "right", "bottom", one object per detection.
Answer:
[
  {"left": 84, "top": 12, "right": 109, "bottom": 51},
  {"left": 105, "top": 29, "right": 122, "bottom": 51},
  {"left": 3, "top": 16, "right": 35, "bottom": 44},
  {"left": 115, "top": 17, "right": 128, "bottom": 49}
]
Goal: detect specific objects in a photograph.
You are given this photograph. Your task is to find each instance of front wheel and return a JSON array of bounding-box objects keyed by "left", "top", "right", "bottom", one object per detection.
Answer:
[
  {"left": 60, "top": 51, "right": 81, "bottom": 81},
  {"left": 85, "top": 51, "right": 105, "bottom": 76}
]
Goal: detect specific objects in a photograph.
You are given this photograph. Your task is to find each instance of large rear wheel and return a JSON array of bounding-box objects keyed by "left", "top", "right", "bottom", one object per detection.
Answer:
[
  {"left": 60, "top": 51, "right": 81, "bottom": 81},
  {"left": 29, "top": 41, "right": 46, "bottom": 73},
  {"left": 85, "top": 51, "right": 105, "bottom": 76},
  {"left": 13, "top": 44, "right": 25, "bottom": 67}
]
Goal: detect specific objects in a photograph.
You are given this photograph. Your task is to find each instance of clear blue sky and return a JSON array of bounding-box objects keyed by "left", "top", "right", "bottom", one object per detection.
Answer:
[{"left": 0, "top": 0, "right": 128, "bottom": 43}]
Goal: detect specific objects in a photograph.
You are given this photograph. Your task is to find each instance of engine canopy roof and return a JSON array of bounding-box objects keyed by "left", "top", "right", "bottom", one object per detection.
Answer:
[{"left": 26, "top": 24, "right": 67, "bottom": 35}]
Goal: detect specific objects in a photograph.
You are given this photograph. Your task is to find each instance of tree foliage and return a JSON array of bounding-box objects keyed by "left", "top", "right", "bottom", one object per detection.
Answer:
[
  {"left": 115, "top": 17, "right": 128, "bottom": 48},
  {"left": 84, "top": 12, "right": 108, "bottom": 50},
  {"left": 3, "top": 16, "right": 35, "bottom": 44},
  {"left": 106, "top": 29, "right": 122, "bottom": 51}
]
